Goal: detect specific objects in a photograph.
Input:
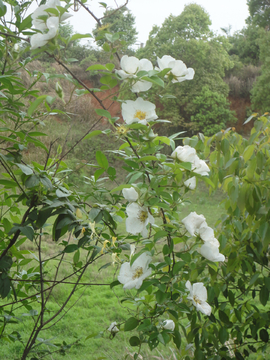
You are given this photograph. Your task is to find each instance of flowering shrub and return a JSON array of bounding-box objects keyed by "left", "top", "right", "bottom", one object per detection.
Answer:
[{"left": 0, "top": 1, "right": 269, "bottom": 360}]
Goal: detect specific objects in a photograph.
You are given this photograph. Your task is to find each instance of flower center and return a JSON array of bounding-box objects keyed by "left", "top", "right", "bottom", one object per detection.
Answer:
[
  {"left": 139, "top": 210, "right": 148, "bottom": 222},
  {"left": 132, "top": 267, "right": 143, "bottom": 279},
  {"left": 134, "top": 110, "right": 146, "bottom": 120},
  {"left": 193, "top": 295, "right": 202, "bottom": 305},
  {"left": 117, "top": 125, "right": 128, "bottom": 135}
]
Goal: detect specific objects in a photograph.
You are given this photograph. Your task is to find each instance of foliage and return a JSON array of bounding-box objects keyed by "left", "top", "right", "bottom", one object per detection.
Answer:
[
  {"left": 250, "top": 30, "right": 270, "bottom": 112},
  {"left": 0, "top": 1, "right": 269, "bottom": 360},
  {"left": 94, "top": 6, "right": 138, "bottom": 50},
  {"left": 136, "top": 4, "right": 234, "bottom": 132},
  {"left": 190, "top": 86, "right": 237, "bottom": 135},
  {"left": 247, "top": 0, "right": 270, "bottom": 27},
  {"left": 227, "top": 24, "right": 262, "bottom": 66}
]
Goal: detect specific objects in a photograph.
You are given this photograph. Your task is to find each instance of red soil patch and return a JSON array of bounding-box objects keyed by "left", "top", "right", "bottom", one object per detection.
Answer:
[{"left": 228, "top": 96, "right": 253, "bottom": 134}]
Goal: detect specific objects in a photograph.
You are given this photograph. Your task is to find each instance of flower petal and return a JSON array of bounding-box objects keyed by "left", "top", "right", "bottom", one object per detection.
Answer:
[{"left": 122, "top": 187, "right": 138, "bottom": 202}]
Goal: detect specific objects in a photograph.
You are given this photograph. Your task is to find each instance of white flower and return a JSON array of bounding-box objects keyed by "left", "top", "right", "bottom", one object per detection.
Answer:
[
  {"left": 199, "top": 242, "right": 225, "bottom": 262},
  {"left": 122, "top": 97, "right": 158, "bottom": 125},
  {"left": 185, "top": 281, "right": 211, "bottom": 316},
  {"left": 116, "top": 55, "right": 153, "bottom": 92},
  {"left": 30, "top": 0, "right": 71, "bottom": 50},
  {"left": 163, "top": 320, "right": 175, "bottom": 331},
  {"left": 184, "top": 176, "right": 196, "bottom": 190},
  {"left": 171, "top": 145, "right": 197, "bottom": 163},
  {"left": 157, "top": 55, "right": 195, "bottom": 83},
  {"left": 118, "top": 252, "right": 152, "bottom": 290},
  {"left": 182, "top": 212, "right": 206, "bottom": 237},
  {"left": 197, "top": 225, "right": 219, "bottom": 245},
  {"left": 126, "top": 202, "right": 154, "bottom": 238},
  {"left": 193, "top": 156, "right": 210, "bottom": 176},
  {"left": 130, "top": 244, "right": 136, "bottom": 258},
  {"left": 108, "top": 321, "right": 119, "bottom": 333},
  {"left": 122, "top": 187, "right": 139, "bottom": 202}
]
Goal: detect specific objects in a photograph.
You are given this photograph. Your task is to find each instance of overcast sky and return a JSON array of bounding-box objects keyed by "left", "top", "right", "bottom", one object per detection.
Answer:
[{"left": 67, "top": 0, "right": 250, "bottom": 47}]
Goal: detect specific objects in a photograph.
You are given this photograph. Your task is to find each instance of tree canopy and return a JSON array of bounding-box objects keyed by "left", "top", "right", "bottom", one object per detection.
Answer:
[
  {"left": 247, "top": 0, "right": 270, "bottom": 27},
  {"left": 136, "top": 4, "right": 234, "bottom": 134},
  {"left": 94, "top": 6, "right": 138, "bottom": 49}
]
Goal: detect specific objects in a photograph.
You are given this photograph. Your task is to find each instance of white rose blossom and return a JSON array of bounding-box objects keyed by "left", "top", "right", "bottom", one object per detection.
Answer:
[
  {"left": 199, "top": 241, "right": 225, "bottom": 262},
  {"left": 182, "top": 212, "right": 206, "bottom": 237},
  {"left": 163, "top": 320, "right": 175, "bottom": 331},
  {"left": 122, "top": 187, "right": 139, "bottom": 202},
  {"left": 182, "top": 212, "right": 225, "bottom": 262},
  {"left": 122, "top": 97, "right": 158, "bottom": 125},
  {"left": 171, "top": 145, "right": 210, "bottom": 189},
  {"left": 116, "top": 55, "right": 153, "bottom": 92},
  {"left": 126, "top": 202, "right": 155, "bottom": 238},
  {"left": 184, "top": 176, "right": 196, "bottom": 190},
  {"left": 157, "top": 55, "right": 195, "bottom": 83},
  {"left": 186, "top": 281, "right": 211, "bottom": 316},
  {"left": 107, "top": 322, "right": 119, "bottom": 333},
  {"left": 31, "top": 0, "right": 71, "bottom": 50},
  {"left": 130, "top": 244, "right": 136, "bottom": 258},
  {"left": 171, "top": 145, "right": 197, "bottom": 163},
  {"left": 118, "top": 252, "right": 152, "bottom": 290}
]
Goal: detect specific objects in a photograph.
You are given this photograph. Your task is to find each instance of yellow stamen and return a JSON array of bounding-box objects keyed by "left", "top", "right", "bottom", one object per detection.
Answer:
[
  {"left": 132, "top": 267, "right": 143, "bottom": 279},
  {"left": 139, "top": 210, "right": 148, "bottom": 223},
  {"left": 134, "top": 110, "right": 146, "bottom": 121},
  {"left": 116, "top": 125, "right": 128, "bottom": 136},
  {"left": 193, "top": 295, "right": 202, "bottom": 305}
]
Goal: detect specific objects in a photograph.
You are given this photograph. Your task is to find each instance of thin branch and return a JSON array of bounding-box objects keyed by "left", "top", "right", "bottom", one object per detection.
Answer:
[
  {"left": 75, "top": 0, "right": 101, "bottom": 25},
  {"left": 100, "top": 1, "right": 128, "bottom": 21}
]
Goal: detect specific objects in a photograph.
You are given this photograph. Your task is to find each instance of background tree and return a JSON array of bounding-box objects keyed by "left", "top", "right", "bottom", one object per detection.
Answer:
[
  {"left": 94, "top": 6, "right": 138, "bottom": 50},
  {"left": 136, "top": 4, "right": 235, "bottom": 135},
  {"left": 250, "top": 29, "right": 270, "bottom": 112},
  {"left": 247, "top": 0, "right": 270, "bottom": 27}
]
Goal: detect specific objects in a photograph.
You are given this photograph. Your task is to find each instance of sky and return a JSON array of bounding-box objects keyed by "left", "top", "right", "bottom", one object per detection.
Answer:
[{"left": 67, "top": 0, "right": 250, "bottom": 47}]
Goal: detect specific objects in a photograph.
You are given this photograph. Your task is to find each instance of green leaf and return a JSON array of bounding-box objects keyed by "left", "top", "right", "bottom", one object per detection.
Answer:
[
  {"left": 16, "top": 163, "right": 33, "bottom": 175},
  {"left": 219, "top": 327, "right": 228, "bottom": 344},
  {"left": 64, "top": 244, "right": 78, "bottom": 253},
  {"left": 260, "top": 285, "right": 269, "bottom": 306},
  {"left": 259, "top": 329, "right": 269, "bottom": 343},
  {"left": 96, "top": 151, "right": 109, "bottom": 169},
  {"left": 110, "top": 280, "right": 120, "bottom": 289},
  {"left": 95, "top": 109, "right": 111, "bottom": 119},
  {"left": 94, "top": 168, "right": 105, "bottom": 181},
  {"left": 70, "top": 33, "right": 92, "bottom": 42},
  {"left": 0, "top": 276, "right": 10, "bottom": 299},
  {"left": 25, "top": 175, "right": 40, "bottom": 188},
  {"left": 83, "top": 130, "right": 102, "bottom": 141},
  {"left": 173, "top": 330, "right": 181, "bottom": 349},
  {"left": 0, "top": 256, "right": 12, "bottom": 270},
  {"left": 243, "top": 145, "right": 255, "bottom": 161},
  {"left": 20, "top": 226, "right": 34, "bottom": 241},
  {"left": 129, "top": 336, "right": 140, "bottom": 347},
  {"left": 142, "top": 75, "right": 164, "bottom": 87},
  {"left": 124, "top": 317, "right": 139, "bottom": 331},
  {"left": 87, "top": 64, "right": 107, "bottom": 71},
  {"left": 155, "top": 136, "right": 171, "bottom": 145},
  {"left": 243, "top": 113, "right": 257, "bottom": 125},
  {"left": 106, "top": 63, "right": 115, "bottom": 71},
  {"left": 28, "top": 95, "right": 47, "bottom": 116}
]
